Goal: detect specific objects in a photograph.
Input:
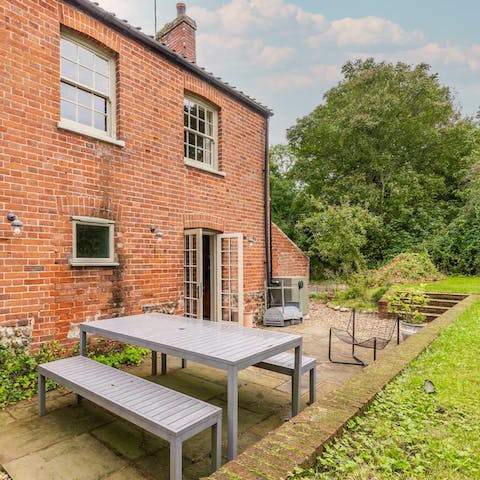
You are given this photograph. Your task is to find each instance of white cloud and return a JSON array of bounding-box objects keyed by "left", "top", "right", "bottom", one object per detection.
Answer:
[
  {"left": 353, "top": 42, "right": 480, "bottom": 72},
  {"left": 309, "top": 16, "right": 424, "bottom": 48},
  {"left": 190, "top": 0, "right": 327, "bottom": 35},
  {"left": 309, "top": 64, "right": 342, "bottom": 83},
  {"left": 259, "top": 73, "right": 314, "bottom": 91},
  {"left": 257, "top": 45, "right": 295, "bottom": 67}
]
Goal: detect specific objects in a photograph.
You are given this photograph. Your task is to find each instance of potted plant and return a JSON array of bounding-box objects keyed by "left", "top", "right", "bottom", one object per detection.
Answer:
[{"left": 385, "top": 287, "right": 428, "bottom": 339}]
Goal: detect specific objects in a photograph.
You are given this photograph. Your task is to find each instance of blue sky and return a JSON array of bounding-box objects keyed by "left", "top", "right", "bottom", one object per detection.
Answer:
[{"left": 96, "top": 0, "right": 480, "bottom": 144}]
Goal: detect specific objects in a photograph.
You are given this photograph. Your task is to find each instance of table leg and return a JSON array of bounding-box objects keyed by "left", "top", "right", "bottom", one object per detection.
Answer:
[
  {"left": 80, "top": 330, "right": 87, "bottom": 356},
  {"left": 292, "top": 343, "right": 302, "bottom": 416},
  {"left": 227, "top": 366, "right": 238, "bottom": 461},
  {"left": 151, "top": 351, "right": 157, "bottom": 376},
  {"left": 161, "top": 353, "right": 167, "bottom": 375}
]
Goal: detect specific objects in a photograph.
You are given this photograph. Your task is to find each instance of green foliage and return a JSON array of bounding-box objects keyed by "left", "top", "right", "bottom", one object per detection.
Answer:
[
  {"left": 429, "top": 158, "right": 480, "bottom": 274},
  {"left": 385, "top": 287, "right": 428, "bottom": 324},
  {"left": 271, "top": 58, "right": 479, "bottom": 277},
  {"left": 372, "top": 252, "right": 442, "bottom": 286},
  {"left": 0, "top": 342, "right": 64, "bottom": 409},
  {"left": 88, "top": 341, "right": 149, "bottom": 368},
  {"left": 0, "top": 340, "right": 149, "bottom": 410},
  {"left": 370, "top": 286, "right": 389, "bottom": 304},
  {"left": 291, "top": 300, "right": 480, "bottom": 479},
  {"left": 299, "top": 201, "right": 380, "bottom": 278}
]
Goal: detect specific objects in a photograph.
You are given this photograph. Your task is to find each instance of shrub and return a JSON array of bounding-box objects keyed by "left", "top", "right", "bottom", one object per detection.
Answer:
[
  {"left": 0, "top": 342, "right": 64, "bottom": 409},
  {"left": 370, "top": 286, "right": 389, "bottom": 304},
  {"left": 372, "top": 252, "right": 442, "bottom": 286},
  {"left": 385, "top": 287, "right": 428, "bottom": 324},
  {"left": 0, "top": 339, "right": 149, "bottom": 410}
]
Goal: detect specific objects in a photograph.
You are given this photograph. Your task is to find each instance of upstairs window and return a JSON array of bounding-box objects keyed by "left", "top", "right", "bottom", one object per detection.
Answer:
[
  {"left": 60, "top": 33, "right": 119, "bottom": 143},
  {"left": 184, "top": 96, "right": 218, "bottom": 171}
]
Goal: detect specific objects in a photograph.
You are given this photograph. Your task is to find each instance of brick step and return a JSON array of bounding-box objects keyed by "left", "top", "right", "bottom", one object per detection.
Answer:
[
  {"left": 415, "top": 305, "right": 449, "bottom": 315},
  {"left": 427, "top": 299, "right": 459, "bottom": 308},
  {"left": 424, "top": 292, "right": 468, "bottom": 301}
]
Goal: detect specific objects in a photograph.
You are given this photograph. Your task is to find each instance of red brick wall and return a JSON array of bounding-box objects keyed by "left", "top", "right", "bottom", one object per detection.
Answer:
[
  {"left": 0, "top": 0, "right": 269, "bottom": 348},
  {"left": 271, "top": 224, "right": 309, "bottom": 279}
]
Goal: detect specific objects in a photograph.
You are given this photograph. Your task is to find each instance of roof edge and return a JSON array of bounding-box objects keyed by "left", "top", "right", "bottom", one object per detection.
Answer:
[{"left": 65, "top": 0, "right": 273, "bottom": 117}]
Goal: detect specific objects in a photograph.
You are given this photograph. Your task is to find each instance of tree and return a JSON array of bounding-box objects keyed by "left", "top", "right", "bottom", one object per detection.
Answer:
[
  {"left": 283, "top": 59, "right": 478, "bottom": 269},
  {"left": 299, "top": 201, "right": 380, "bottom": 278}
]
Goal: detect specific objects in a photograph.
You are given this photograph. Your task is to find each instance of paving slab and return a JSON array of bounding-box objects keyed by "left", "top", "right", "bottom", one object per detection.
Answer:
[
  {"left": 146, "top": 369, "right": 224, "bottom": 401},
  {"left": 91, "top": 419, "right": 168, "bottom": 460},
  {"left": 103, "top": 466, "right": 147, "bottom": 480},
  {"left": 0, "top": 405, "right": 113, "bottom": 464},
  {"left": 3, "top": 433, "right": 125, "bottom": 480}
]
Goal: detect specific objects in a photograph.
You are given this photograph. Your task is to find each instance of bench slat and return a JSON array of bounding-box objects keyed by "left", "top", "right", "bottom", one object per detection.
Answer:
[{"left": 39, "top": 356, "right": 220, "bottom": 438}]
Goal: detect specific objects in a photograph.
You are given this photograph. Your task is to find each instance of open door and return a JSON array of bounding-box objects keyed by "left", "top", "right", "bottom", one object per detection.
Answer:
[
  {"left": 217, "top": 233, "right": 244, "bottom": 323},
  {"left": 184, "top": 229, "right": 202, "bottom": 318}
]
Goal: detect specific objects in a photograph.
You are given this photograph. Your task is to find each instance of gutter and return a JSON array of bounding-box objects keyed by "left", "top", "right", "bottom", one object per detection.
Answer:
[
  {"left": 66, "top": 0, "right": 273, "bottom": 118},
  {"left": 264, "top": 117, "right": 272, "bottom": 291}
]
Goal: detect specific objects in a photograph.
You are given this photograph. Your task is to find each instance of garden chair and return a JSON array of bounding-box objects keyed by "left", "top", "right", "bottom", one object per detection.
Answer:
[{"left": 328, "top": 308, "right": 400, "bottom": 366}]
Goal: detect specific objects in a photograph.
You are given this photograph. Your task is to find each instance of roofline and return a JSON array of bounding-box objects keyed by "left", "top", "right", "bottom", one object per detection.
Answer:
[{"left": 65, "top": 0, "right": 273, "bottom": 118}]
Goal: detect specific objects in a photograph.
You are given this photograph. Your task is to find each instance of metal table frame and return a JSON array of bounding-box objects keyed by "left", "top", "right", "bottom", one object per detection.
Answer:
[{"left": 79, "top": 313, "right": 302, "bottom": 461}]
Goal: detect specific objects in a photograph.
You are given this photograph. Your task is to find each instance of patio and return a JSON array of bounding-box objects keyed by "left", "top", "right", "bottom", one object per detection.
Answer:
[{"left": 0, "top": 303, "right": 383, "bottom": 480}]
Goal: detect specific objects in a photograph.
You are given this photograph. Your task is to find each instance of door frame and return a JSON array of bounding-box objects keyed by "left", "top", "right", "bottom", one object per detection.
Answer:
[
  {"left": 216, "top": 233, "right": 244, "bottom": 323},
  {"left": 183, "top": 229, "right": 219, "bottom": 321}
]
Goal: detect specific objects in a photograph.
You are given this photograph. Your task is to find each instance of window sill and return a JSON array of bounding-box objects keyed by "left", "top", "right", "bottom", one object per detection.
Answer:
[
  {"left": 58, "top": 120, "right": 125, "bottom": 147},
  {"left": 69, "top": 260, "right": 119, "bottom": 267},
  {"left": 184, "top": 158, "right": 225, "bottom": 177}
]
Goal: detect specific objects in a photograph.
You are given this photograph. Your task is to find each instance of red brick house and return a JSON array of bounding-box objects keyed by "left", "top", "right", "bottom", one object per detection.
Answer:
[{"left": 0, "top": 0, "right": 308, "bottom": 349}]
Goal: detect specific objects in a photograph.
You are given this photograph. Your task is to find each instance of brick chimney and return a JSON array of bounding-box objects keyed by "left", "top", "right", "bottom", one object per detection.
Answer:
[{"left": 156, "top": 3, "right": 197, "bottom": 63}]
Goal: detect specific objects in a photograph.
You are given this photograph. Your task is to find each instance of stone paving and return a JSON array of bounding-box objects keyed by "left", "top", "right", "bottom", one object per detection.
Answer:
[{"left": 0, "top": 303, "right": 382, "bottom": 480}]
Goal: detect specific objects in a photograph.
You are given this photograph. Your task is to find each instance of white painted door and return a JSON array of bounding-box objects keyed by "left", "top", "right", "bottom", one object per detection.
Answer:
[
  {"left": 217, "top": 233, "right": 244, "bottom": 323},
  {"left": 183, "top": 229, "right": 202, "bottom": 318}
]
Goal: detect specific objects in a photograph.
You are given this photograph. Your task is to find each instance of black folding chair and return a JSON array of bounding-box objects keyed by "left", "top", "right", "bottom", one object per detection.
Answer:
[{"left": 328, "top": 308, "right": 400, "bottom": 366}]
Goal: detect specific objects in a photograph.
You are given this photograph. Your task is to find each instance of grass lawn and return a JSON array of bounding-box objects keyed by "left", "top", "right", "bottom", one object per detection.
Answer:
[
  {"left": 420, "top": 276, "right": 480, "bottom": 294},
  {"left": 292, "top": 299, "right": 480, "bottom": 480}
]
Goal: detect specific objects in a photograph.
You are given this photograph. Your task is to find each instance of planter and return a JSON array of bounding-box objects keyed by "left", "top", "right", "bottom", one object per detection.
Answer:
[{"left": 401, "top": 321, "right": 425, "bottom": 340}]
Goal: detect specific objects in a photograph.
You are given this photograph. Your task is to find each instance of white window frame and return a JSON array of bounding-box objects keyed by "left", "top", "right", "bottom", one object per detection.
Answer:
[
  {"left": 184, "top": 95, "right": 222, "bottom": 175},
  {"left": 58, "top": 31, "right": 124, "bottom": 147},
  {"left": 69, "top": 216, "right": 118, "bottom": 267}
]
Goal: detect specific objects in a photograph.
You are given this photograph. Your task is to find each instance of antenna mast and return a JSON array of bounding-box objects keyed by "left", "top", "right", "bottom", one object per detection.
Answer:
[{"left": 154, "top": 0, "right": 157, "bottom": 34}]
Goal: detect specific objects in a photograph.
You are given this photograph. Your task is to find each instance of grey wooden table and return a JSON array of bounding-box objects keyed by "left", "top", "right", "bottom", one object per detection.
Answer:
[{"left": 79, "top": 313, "right": 303, "bottom": 460}]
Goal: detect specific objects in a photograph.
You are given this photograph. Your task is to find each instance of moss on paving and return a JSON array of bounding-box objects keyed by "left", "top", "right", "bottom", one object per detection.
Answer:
[{"left": 291, "top": 299, "right": 480, "bottom": 479}]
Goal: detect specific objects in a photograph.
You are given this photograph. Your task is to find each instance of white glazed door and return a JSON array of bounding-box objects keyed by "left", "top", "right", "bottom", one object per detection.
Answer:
[
  {"left": 183, "top": 229, "right": 203, "bottom": 319},
  {"left": 217, "top": 233, "right": 244, "bottom": 323}
]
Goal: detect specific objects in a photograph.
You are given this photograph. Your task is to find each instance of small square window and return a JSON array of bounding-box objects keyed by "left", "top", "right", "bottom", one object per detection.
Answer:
[{"left": 69, "top": 216, "right": 118, "bottom": 267}]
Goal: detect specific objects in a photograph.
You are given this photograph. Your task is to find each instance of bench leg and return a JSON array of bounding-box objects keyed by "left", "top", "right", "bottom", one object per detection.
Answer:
[
  {"left": 170, "top": 439, "right": 182, "bottom": 480},
  {"left": 161, "top": 353, "right": 167, "bottom": 375},
  {"left": 151, "top": 351, "right": 157, "bottom": 376},
  {"left": 211, "top": 416, "right": 222, "bottom": 470},
  {"left": 309, "top": 367, "right": 316, "bottom": 404},
  {"left": 38, "top": 373, "right": 46, "bottom": 416}
]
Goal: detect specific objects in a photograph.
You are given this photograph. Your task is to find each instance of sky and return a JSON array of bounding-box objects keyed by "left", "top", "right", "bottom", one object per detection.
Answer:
[{"left": 95, "top": 0, "right": 480, "bottom": 144}]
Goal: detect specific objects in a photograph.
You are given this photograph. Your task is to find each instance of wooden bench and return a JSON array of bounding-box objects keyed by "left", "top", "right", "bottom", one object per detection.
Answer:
[
  {"left": 254, "top": 353, "right": 317, "bottom": 405},
  {"left": 38, "top": 356, "right": 222, "bottom": 480}
]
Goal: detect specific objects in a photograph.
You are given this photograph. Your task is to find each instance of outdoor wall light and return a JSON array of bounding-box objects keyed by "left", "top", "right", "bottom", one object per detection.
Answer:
[
  {"left": 7, "top": 213, "right": 23, "bottom": 237},
  {"left": 243, "top": 234, "right": 255, "bottom": 246},
  {"left": 150, "top": 226, "right": 164, "bottom": 243}
]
